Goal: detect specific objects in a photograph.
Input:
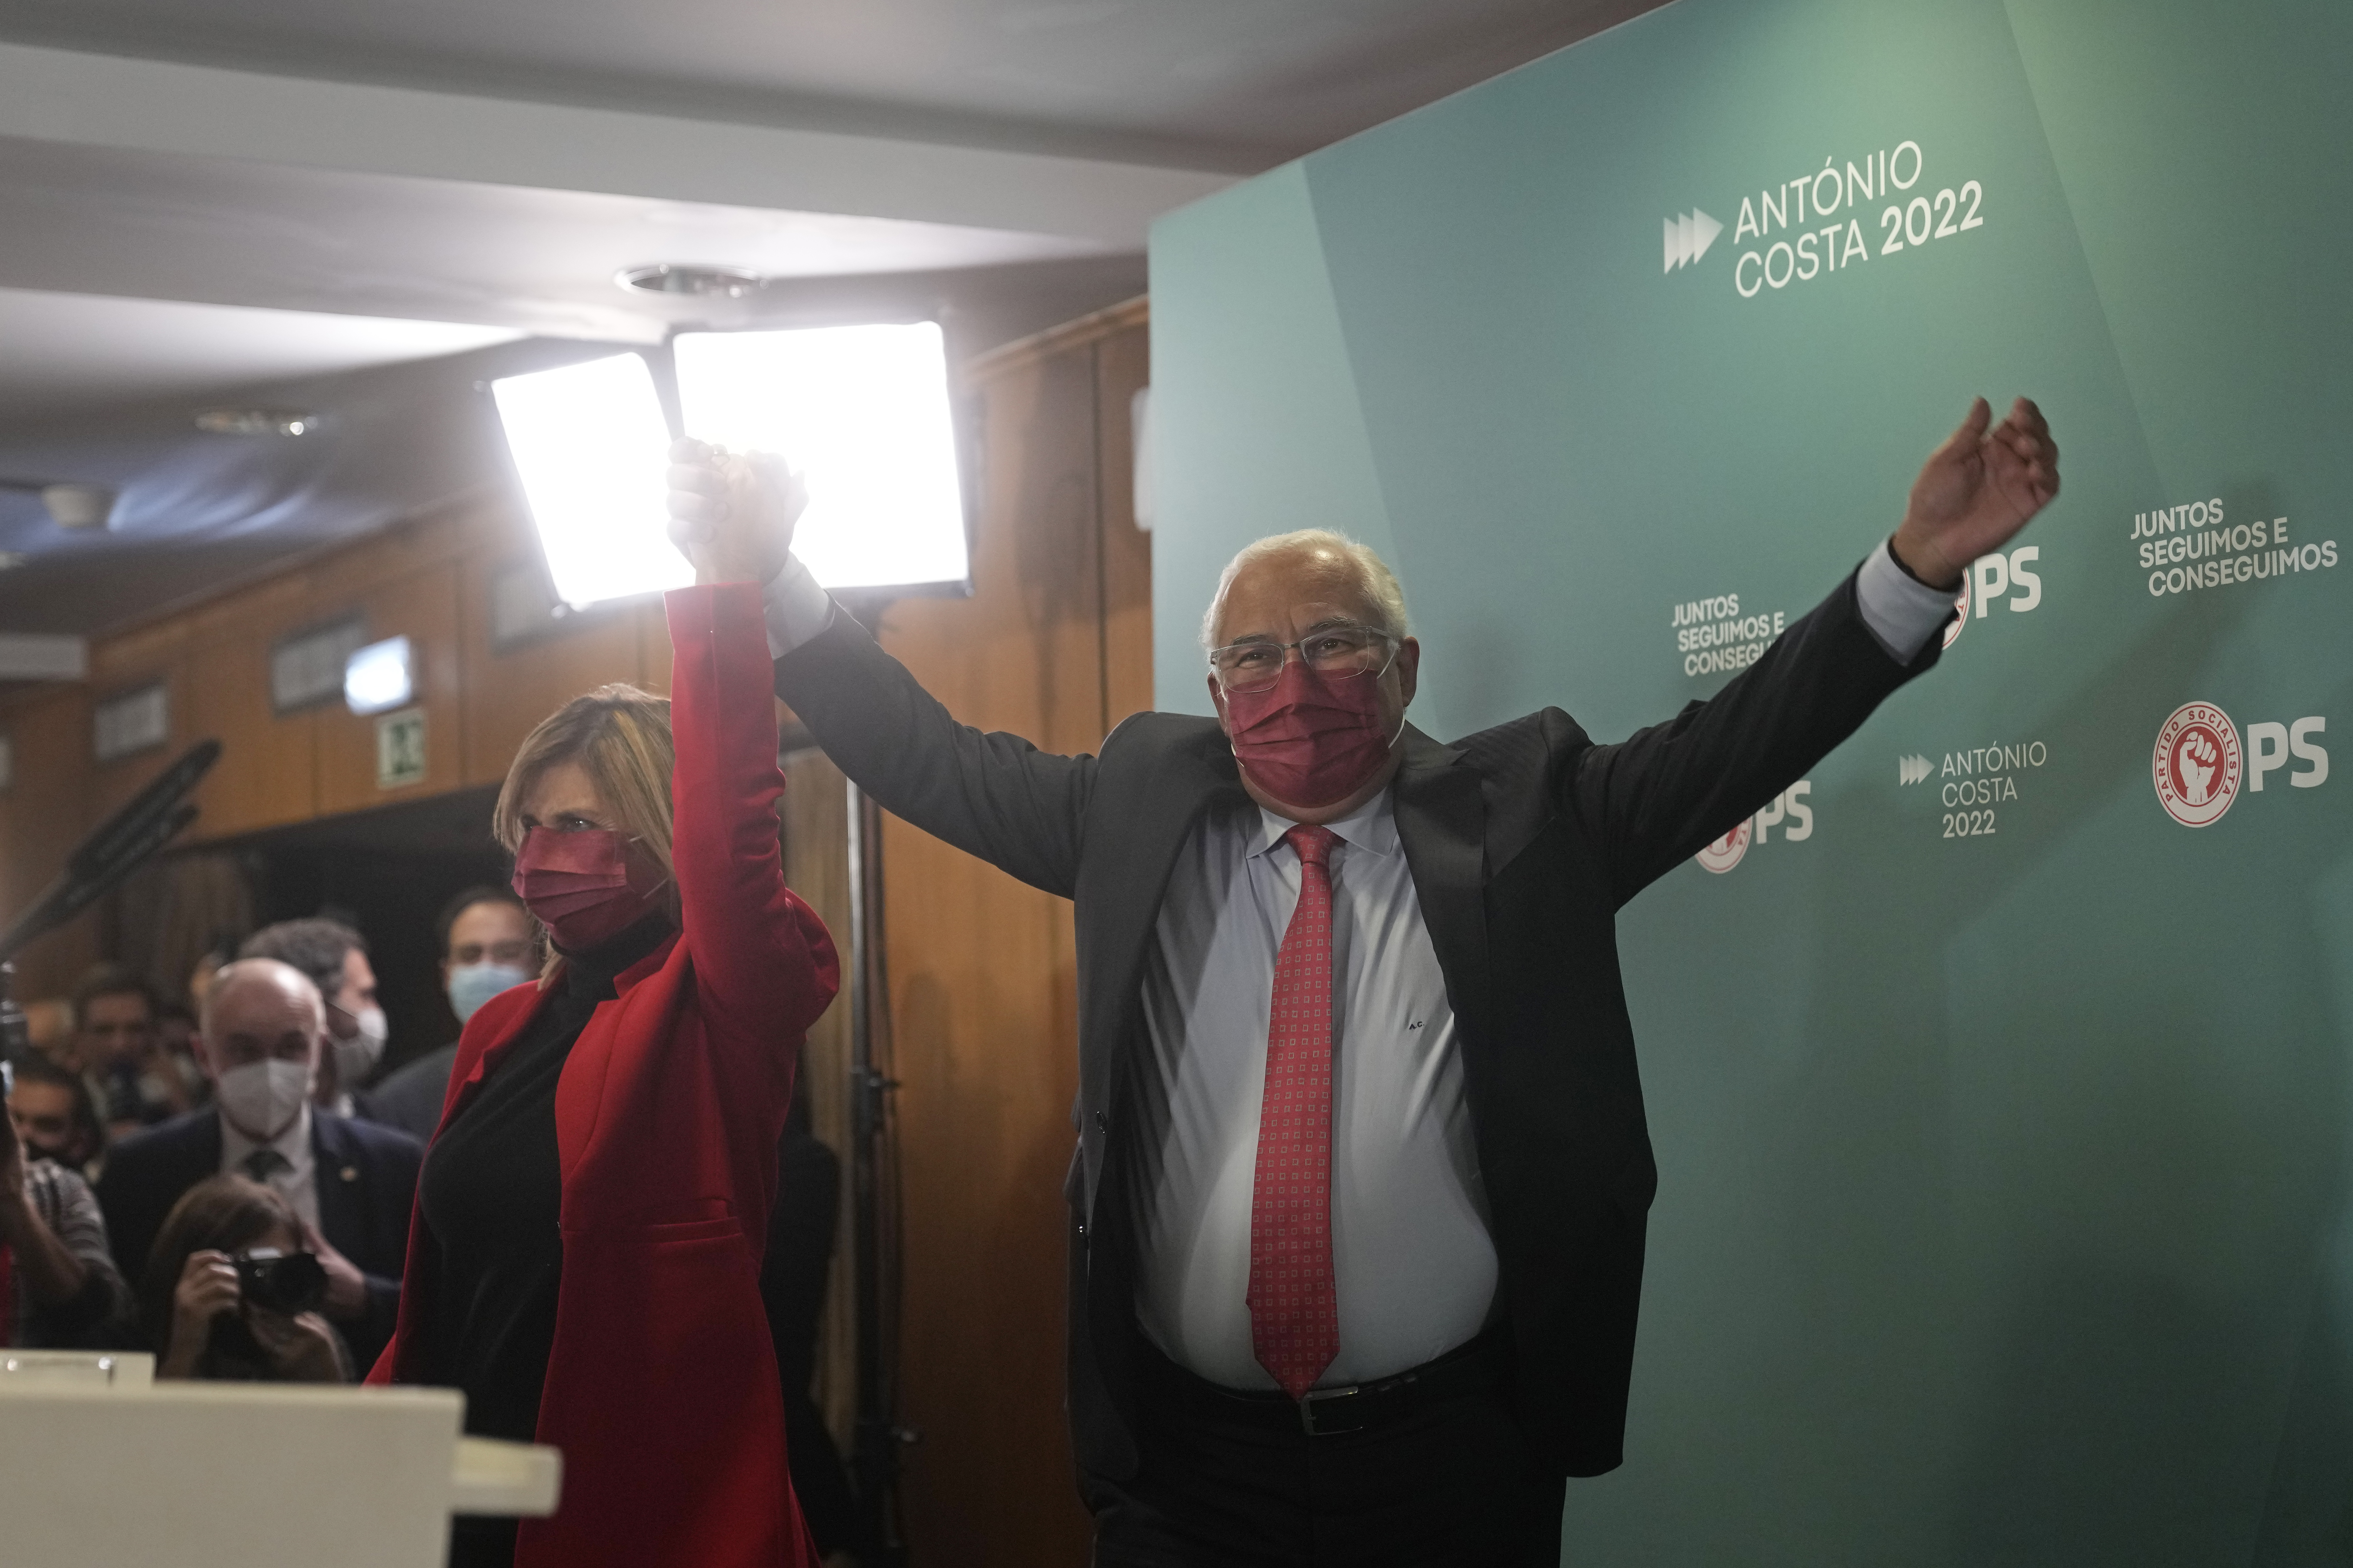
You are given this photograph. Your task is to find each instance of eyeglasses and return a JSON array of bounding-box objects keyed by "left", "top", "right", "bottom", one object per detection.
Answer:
[{"left": 1207, "top": 624, "right": 1398, "bottom": 694}]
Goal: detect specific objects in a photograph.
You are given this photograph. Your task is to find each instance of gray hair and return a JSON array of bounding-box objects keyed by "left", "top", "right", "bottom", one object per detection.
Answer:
[{"left": 1199, "top": 529, "right": 1412, "bottom": 650}]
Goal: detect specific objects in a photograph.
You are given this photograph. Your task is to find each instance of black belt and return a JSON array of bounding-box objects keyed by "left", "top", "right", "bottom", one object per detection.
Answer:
[{"left": 1138, "top": 1326, "right": 1512, "bottom": 1438}]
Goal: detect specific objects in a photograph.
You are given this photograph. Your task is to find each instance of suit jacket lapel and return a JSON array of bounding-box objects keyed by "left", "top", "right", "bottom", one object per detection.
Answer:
[
  {"left": 1074, "top": 719, "right": 1244, "bottom": 1206},
  {"left": 309, "top": 1114, "right": 362, "bottom": 1258},
  {"left": 1391, "top": 724, "right": 1491, "bottom": 1038},
  {"left": 1079, "top": 724, "right": 1245, "bottom": 1058}
]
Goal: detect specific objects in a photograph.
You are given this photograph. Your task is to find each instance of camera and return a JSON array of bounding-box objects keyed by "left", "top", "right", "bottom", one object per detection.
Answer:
[{"left": 233, "top": 1248, "right": 328, "bottom": 1315}]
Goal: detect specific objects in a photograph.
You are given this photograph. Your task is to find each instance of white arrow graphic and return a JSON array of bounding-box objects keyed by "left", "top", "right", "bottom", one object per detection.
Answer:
[{"left": 1663, "top": 209, "right": 1725, "bottom": 273}]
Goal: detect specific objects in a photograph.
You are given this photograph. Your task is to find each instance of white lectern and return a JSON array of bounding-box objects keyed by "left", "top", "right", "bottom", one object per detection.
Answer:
[{"left": 0, "top": 1351, "right": 561, "bottom": 1567}]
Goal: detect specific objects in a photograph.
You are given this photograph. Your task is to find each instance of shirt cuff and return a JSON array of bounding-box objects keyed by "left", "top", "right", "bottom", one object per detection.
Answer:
[
  {"left": 1855, "top": 538, "right": 1959, "bottom": 663},
  {"left": 760, "top": 554, "right": 835, "bottom": 660}
]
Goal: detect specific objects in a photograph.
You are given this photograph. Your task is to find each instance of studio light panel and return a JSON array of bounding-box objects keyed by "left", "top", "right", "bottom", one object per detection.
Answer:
[
  {"left": 491, "top": 353, "right": 689, "bottom": 609},
  {"left": 674, "top": 323, "right": 969, "bottom": 592}
]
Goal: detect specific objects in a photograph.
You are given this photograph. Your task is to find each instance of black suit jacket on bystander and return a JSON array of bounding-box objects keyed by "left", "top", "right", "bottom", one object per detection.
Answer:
[{"left": 95, "top": 1108, "right": 421, "bottom": 1371}]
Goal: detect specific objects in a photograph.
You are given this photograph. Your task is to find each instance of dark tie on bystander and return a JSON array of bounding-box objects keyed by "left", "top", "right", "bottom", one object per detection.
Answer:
[{"left": 241, "top": 1147, "right": 291, "bottom": 1184}]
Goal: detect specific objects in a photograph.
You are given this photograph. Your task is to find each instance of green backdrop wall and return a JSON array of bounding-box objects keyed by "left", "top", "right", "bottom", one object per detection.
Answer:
[{"left": 1147, "top": 0, "right": 2353, "bottom": 1560}]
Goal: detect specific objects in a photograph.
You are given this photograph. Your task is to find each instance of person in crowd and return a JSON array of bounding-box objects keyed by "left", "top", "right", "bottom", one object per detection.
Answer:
[
  {"left": 96, "top": 958, "right": 419, "bottom": 1373},
  {"left": 3, "top": 1057, "right": 130, "bottom": 1347},
  {"left": 761, "top": 1087, "right": 871, "bottom": 1568},
  {"left": 368, "top": 887, "right": 537, "bottom": 1144},
  {"left": 239, "top": 919, "right": 386, "bottom": 1121},
  {"left": 141, "top": 1174, "right": 348, "bottom": 1381},
  {"left": 6, "top": 1053, "right": 105, "bottom": 1176},
  {"left": 153, "top": 999, "right": 211, "bottom": 1114},
  {"left": 670, "top": 395, "right": 2060, "bottom": 1566},
  {"left": 371, "top": 526, "right": 841, "bottom": 1568},
  {"left": 22, "top": 996, "right": 75, "bottom": 1061},
  {"left": 66, "top": 964, "right": 191, "bottom": 1140}
]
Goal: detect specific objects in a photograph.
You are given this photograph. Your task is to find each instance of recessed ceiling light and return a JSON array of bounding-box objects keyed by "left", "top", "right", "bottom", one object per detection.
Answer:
[
  {"left": 42, "top": 485, "right": 115, "bottom": 530},
  {"left": 615, "top": 263, "right": 765, "bottom": 299},
  {"left": 195, "top": 408, "right": 323, "bottom": 437},
  {"left": 0, "top": 479, "right": 114, "bottom": 529}
]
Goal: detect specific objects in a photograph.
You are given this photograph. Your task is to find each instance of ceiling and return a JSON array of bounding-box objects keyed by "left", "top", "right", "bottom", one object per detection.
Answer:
[
  {"left": 0, "top": 0, "right": 1663, "bottom": 639},
  {"left": 0, "top": 286, "right": 517, "bottom": 420},
  {"left": 0, "top": 137, "right": 1114, "bottom": 351},
  {"left": 0, "top": 0, "right": 1651, "bottom": 170}
]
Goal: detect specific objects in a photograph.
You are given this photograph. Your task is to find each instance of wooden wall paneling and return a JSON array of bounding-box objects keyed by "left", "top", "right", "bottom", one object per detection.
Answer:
[
  {"left": 457, "top": 564, "right": 646, "bottom": 789},
  {"left": 85, "top": 622, "right": 194, "bottom": 826},
  {"left": 0, "top": 685, "right": 98, "bottom": 999},
  {"left": 315, "top": 560, "right": 465, "bottom": 815},
  {"left": 176, "top": 570, "right": 333, "bottom": 841},
  {"left": 779, "top": 746, "right": 858, "bottom": 1451},
  {"left": 181, "top": 635, "right": 318, "bottom": 840},
  {"left": 874, "top": 341, "right": 1105, "bottom": 1568},
  {"left": 302, "top": 504, "right": 474, "bottom": 609},
  {"left": 1093, "top": 323, "right": 1156, "bottom": 734}
]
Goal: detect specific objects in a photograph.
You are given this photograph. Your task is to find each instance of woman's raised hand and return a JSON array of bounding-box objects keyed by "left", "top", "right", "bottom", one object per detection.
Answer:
[{"left": 666, "top": 437, "right": 807, "bottom": 586}]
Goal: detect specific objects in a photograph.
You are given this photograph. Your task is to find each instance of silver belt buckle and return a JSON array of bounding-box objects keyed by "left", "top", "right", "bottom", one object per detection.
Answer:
[{"left": 1298, "top": 1383, "right": 1363, "bottom": 1436}]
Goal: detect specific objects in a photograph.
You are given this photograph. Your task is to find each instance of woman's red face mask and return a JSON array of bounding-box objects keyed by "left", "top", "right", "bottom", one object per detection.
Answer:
[{"left": 511, "top": 826, "right": 671, "bottom": 952}]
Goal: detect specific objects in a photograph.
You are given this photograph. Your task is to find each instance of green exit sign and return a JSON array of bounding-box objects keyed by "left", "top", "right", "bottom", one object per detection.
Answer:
[{"left": 375, "top": 707, "right": 427, "bottom": 790}]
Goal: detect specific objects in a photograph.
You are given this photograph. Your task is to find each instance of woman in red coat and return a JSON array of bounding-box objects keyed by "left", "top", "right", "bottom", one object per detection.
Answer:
[{"left": 370, "top": 532, "right": 840, "bottom": 1568}]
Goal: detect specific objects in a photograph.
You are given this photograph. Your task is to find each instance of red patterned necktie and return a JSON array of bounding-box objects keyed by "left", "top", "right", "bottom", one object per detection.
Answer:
[{"left": 1248, "top": 822, "right": 1342, "bottom": 1399}]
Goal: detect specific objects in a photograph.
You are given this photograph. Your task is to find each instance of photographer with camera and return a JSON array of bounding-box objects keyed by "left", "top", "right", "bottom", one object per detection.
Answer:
[
  {"left": 97, "top": 959, "right": 420, "bottom": 1373},
  {"left": 3, "top": 1057, "right": 129, "bottom": 1347},
  {"left": 141, "top": 1173, "right": 348, "bottom": 1381}
]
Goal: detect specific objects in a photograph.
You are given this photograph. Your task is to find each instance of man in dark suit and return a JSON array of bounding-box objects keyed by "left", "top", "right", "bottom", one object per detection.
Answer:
[
  {"left": 97, "top": 958, "right": 421, "bottom": 1372},
  {"left": 670, "top": 397, "right": 2059, "bottom": 1566}
]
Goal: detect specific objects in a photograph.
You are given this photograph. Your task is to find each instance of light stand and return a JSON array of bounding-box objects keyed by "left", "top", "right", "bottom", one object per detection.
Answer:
[{"left": 843, "top": 775, "right": 909, "bottom": 1566}]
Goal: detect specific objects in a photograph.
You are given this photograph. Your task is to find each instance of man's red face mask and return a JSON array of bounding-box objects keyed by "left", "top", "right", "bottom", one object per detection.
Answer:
[{"left": 1220, "top": 658, "right": 1400, "bottom": 810}]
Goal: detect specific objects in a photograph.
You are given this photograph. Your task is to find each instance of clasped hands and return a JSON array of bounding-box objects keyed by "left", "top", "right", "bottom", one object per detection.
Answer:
[{"left": 665, "top": 438, "right": 805, "bottom": 587}]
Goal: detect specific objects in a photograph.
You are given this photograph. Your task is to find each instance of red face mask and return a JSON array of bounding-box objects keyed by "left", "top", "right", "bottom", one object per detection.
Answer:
[
  {"left": 511, "top": 827, "right": 671, "bottom": 953},
  {"left": 1221, "top": 659, "right": 1400, "bottom": 809}
]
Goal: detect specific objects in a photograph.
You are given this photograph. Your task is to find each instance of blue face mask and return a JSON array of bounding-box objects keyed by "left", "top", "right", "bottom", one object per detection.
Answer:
[{"left": 447, "top": 962, "right": 534, "bottom": 1024}]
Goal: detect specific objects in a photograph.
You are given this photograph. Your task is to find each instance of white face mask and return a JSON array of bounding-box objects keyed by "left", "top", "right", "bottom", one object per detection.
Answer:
[
  {"left": 217, "top": 1058, "right": 313, "bottom": 1144},
  {"left": 330, "top": 1004, "right": 389, "bottom": 1087}
]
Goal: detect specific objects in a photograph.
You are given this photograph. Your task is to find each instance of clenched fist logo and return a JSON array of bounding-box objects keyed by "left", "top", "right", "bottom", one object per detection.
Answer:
[
  {"left": 2154, "top": 704, "right": 2241, "bottom": 827},
  {"left": 2175, "top": 731, "right": 2218, "bottom": 806}
]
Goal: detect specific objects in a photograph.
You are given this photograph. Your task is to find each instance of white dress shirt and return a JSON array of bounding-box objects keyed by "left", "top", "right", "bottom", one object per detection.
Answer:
[
  {"left": 762, "top": 538, "right": 1953, "bottom": 1387},
  {"left": 1129, "top": 791, "right": 1494, "bottom": 1388},
  {"left": 219, "top": 1106, "right": 320, "bottom": 1234}
]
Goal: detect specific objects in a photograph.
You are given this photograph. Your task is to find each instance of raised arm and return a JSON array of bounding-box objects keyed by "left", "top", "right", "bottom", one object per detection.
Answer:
[
  {"left": 669, "top": 440, "right": 1095, "bottom": 900},
  {"left": 664, "top": 582, "right": 841, "bottom": 1052},
  {"left": 1570, "top": 567, "right": 1928, "bottom": 903},
  {"left": 1571, "top": 397, "right": 2060, "bottom": 903}
]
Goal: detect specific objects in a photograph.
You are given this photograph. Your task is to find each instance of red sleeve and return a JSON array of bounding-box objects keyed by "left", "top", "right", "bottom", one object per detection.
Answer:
[{"left": 664, "top": 583, "right": 842, "bottom": 1077}]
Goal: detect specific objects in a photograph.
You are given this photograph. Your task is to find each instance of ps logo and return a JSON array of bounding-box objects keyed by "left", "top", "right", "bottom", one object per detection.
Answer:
[
  {"left": 1943, "top": 546, "right": 2042, "bottom": 648},
  {"left": 2153, "top": 704, "right": 2328, "bottom": 828},
  {"left": 1694, "top": 782, "right": 1813, "bottom": 873}
]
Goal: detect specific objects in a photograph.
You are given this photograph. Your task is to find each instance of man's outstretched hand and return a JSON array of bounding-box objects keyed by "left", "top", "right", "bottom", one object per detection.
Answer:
[
  {"left": 1892, "top": 397, "right": 2060, "bottom": 590},
  {"left": 666, "top": 437, "right": 807, "bottom": 587}
]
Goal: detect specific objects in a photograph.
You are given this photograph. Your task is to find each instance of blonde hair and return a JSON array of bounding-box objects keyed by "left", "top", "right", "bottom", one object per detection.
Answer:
[
  {"left": 493, "top": 683, "right": 679, "bottom": 974},
  {"left": 1200, "top": 529, "right": 1411, "bottom": 649}
]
